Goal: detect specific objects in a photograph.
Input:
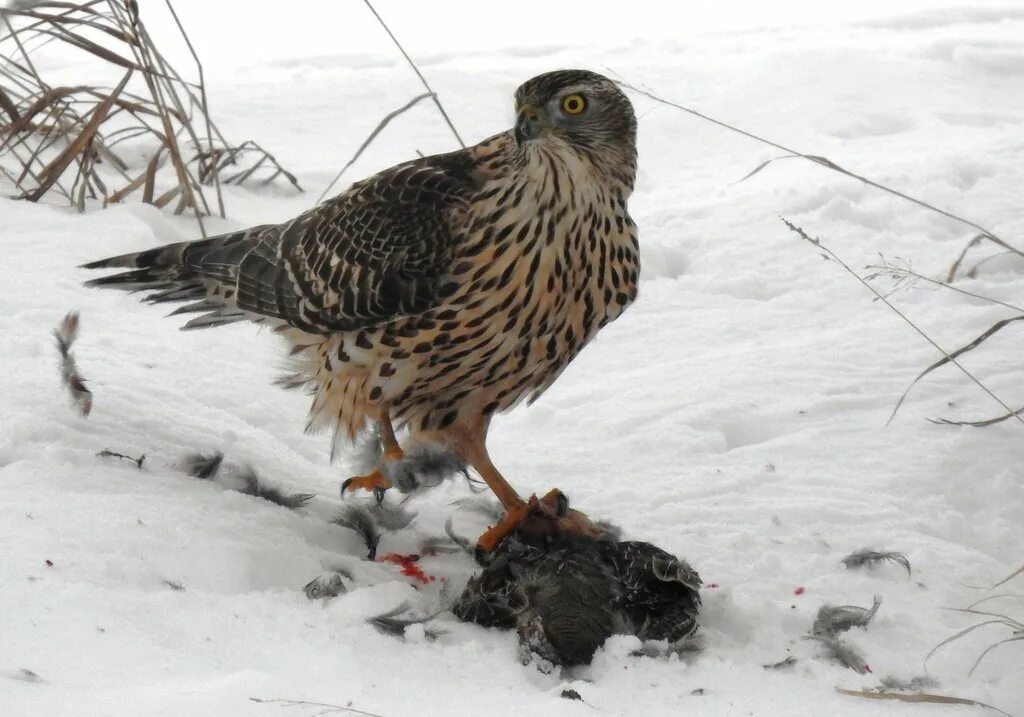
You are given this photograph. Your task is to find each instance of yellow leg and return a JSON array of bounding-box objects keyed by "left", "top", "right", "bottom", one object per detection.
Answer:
[
  {"left": 449, "top": 419, "right": 599, "bottom": 554},
  {"left": 341, "top": 412, "right": 403, "bottom": 499}
]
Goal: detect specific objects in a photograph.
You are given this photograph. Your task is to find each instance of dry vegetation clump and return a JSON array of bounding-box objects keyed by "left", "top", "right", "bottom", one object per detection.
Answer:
[{"left": 0, "top": 0, "right": 300, "bottom": 232}]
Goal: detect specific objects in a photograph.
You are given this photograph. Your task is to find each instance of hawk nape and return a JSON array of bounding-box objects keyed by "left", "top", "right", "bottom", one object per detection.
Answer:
[{"left": 83, "top": 69, "right": 640, "bottom": 553}]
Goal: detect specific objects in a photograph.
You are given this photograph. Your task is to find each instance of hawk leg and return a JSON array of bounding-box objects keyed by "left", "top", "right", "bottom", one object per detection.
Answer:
[
  {"left": 458, "top": 429, "right": 600, "bottom": 554},
  {"left": 341, "top": 413, "right": 403, "bottom": 502},
  {"left": 476, "top": 489, "right": 602, "bottom": 554}
]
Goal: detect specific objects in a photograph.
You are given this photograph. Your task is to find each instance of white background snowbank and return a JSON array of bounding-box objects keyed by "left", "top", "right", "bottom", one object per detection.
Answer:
[{"left": 1, "top": 1, "right": 1022, "bottom": 715}]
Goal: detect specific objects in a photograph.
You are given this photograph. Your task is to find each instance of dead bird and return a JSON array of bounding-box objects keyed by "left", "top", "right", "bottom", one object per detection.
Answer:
[{"left": 453, "top": 531, "right": 701, "bottom": 667}]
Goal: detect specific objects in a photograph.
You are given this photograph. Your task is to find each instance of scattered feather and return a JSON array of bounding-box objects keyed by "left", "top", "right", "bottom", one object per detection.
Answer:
[
  {"left": 333, "top": 505, "right": 381, "bottom": 560},
  {"left": 368, "top": 500, "right": 416, "bottom": 532},
  {"left": 878, "top": 675, "right": 940, "bottom": 691},
  {"left": 367, "top": 602, "right": 444, "bottom": 640},
  {"left": 384, "top": 442, "right": 468, "bottom": 494},
  {"left": 162, "top": 579, "right": 185, "bottom": 592},
  {"left": 12, "top": 668, "right": 42, "bottom": 683},
  {"left": 303, "top": 573, "right": 347, "bottom": 601},
  {"left": 813, "top": 596, "right": 882, "bottom": 637},
  {"left": 235, "top": 466, "right": 314, "bottom": 510},
  {"left": 841, "top": 549, "right": 911, "bottom": 577},
  {"left": 452, "top": 496, "right": 505, "bottom": 523},
  {"left": 418, "top": 534, "right": 466, "bottom": 556},
  {"left": 183, "top": 451, "right": 224, "bottom": 480},
  {"left": 804, "top": 635, "right": 872, "bottom": 674},
  {"left": 443, "top": 517, "right": 474, "bottom": 554},
  {"left": 763, "top": 655, "right": 798, "bottom": 670},
  {"left": 54, "top": 311, "right": 92, "bottom": 416}
]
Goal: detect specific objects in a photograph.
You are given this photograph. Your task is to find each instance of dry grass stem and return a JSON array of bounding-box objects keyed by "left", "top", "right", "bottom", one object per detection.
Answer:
[
  {"left": 865, "top": 258, "right": 1024, "bottom": 315},
  {"left": 316, "top": 91, "right": 434, "bottom": 204},
  {"left": 607, "top": 73, "right": 1023, "bottom": 271},
  {"left": 361, "top": 0, "right": 464, "bottom": 149},
  {"left": 782, "top": 218, "right": 1023, "bottom": 426},
  {"left": 927, "top": 607, "right": 1023, "bottom": 678},
  {"left": 0, "top": 1, "right": 300, "bottom": 229},
  {"left": 250, "top": 696, "right": 385, "bottom": 717},
  {"left": 835, "top": 688, "right": 1014, "bottom": 717}
]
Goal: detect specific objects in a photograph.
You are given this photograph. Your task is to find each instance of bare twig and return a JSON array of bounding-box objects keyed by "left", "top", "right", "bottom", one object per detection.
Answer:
[
  {"left": 317, "top": 91, "right": 433, "bottom": 203},
  {"left": 865, "top": 258, "right": 1024, "bottom": 315},
  {"left": 990, "top": 566, "right": 1024, "bottom": 591},
  {"left": 929, "top": 406, "right": 1024, "bottom": 428},
  {"left": 250, "top": 696, "right": 385, "bottom": 717},
  {"left": 97, "top": 449, "right": 145, "bottom": 468},
  {"left": 896, "top": 315, "right": 1024, "bottom": 423},
  {"left": 609, "top": 74, "right": 1024, "bottom": 263},
  {"left": 1, "top": 1, "right": 298, "bottom": 224},
  {"left": 361, "top": 0, "right": 464, "bottom": 148},
  {"left": 782, "top": 218, "right": 1023, "bottom": 426},
  {"left": 927, "top": 607, "right": 1024, "bottom": 677}
]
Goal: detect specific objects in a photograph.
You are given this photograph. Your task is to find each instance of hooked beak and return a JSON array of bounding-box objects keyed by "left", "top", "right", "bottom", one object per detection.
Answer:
[{"left": 514, "top": 104, "right": 543, "bottom": 145}]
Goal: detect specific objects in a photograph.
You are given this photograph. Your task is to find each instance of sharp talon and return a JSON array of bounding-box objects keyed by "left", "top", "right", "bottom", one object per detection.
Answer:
[
  {"left": 341, "top": 470, "right": 392, "bottom": 498},
  {"left": 553, "top": 491, "right": 569, "bottom": 517},
  {"left": 373, "top": 486, "right": 387, "bottom": 506}
]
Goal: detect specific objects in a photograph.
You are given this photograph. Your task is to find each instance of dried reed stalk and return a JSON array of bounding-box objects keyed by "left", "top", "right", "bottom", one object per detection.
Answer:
[{"left": 0, "top": 0, "right": 300, "bottom": 232}]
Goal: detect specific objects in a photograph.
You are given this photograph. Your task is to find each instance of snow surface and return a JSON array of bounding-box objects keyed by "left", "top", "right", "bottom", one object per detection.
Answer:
[{"left": 2, "top": 1, "right": 1023, "bottom": 715}]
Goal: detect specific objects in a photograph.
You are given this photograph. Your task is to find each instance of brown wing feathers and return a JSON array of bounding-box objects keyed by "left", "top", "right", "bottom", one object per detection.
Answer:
[{"left": 83, "top": 152, "right": 476, "bottom": 334}]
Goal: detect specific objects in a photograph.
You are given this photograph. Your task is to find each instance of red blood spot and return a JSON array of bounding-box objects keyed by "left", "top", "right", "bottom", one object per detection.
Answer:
[
  {"left": 379, "top": 553, "right": 436, "bottom": 585},
  {"left": 793, "top": 586, "right": 805, "bottom": 595},
  {"left": 705, "top": 583, "right": 719, "bottom": 589},
  {"left": 864, "top": 664, "right": 872, "bottom": 673},
  {"left": 44, "top": 560, "right": 53, "bottom": 567}
]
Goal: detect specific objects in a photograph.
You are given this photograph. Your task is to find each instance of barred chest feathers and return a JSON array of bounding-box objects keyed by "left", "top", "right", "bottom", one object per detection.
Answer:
[{"left": 302, "top": 136, "right": 639, "bottom": 436}]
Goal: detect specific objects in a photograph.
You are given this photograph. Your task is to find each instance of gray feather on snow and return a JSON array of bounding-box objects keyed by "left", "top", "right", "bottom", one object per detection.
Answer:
[
  {"left": 804, "top": 635, "right": 872, "bottom": 674},
  {"left": 841, "top": 549, "right": 911, "bottom": 576},
  {"left": 813, "top": 595, "right": 883, "bottom": 637}
]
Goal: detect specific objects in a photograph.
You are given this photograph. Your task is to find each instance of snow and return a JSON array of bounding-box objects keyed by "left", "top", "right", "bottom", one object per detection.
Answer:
[{"left": 2, "top": 1, "right": 1023, "bottom": 715}]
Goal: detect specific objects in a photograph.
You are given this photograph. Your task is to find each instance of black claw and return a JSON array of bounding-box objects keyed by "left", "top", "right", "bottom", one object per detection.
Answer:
[
  {"left": 473, "top": 544, "right": 490, "bottom": 566},
  {"left": 554, "top": 491, "right": 569, "bottom": 518},
  {"left": 373, "top": 486, "right": 387, "bottom": 506},
  {"left": 340, "top": 477, "right": 353, "bottom": 499}
]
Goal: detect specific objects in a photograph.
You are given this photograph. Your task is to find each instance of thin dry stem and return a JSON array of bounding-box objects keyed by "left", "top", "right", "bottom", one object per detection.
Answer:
[
  {"left": 782, "top": 218, "right": 1023, "bottom": 426},
  {"left": 361, "top": 0, "right": 464, "bottom": 149}
]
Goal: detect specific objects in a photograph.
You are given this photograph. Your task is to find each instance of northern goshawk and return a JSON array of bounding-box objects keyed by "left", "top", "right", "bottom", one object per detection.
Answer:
[{"left": 84, "top": 69, "right": 639, "bottom": 551}]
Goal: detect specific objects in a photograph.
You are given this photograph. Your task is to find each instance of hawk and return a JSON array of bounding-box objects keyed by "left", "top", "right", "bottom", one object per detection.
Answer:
[{"left": 84, "top": 69, "right": 640, "bottom": 552}]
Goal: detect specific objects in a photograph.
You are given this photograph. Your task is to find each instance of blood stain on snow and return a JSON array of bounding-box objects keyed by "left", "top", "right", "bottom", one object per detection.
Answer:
[
  {"left": 793, "top": 586, "right": 805, "bottom": 595},
  {"left": 379, "top": 553, "right": 436, "bottom": 585}
]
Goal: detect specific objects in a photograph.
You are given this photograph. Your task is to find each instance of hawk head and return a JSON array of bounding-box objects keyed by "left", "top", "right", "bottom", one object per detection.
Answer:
[{"left": 513, "top": 69, "right": 637, "bottom": 172}]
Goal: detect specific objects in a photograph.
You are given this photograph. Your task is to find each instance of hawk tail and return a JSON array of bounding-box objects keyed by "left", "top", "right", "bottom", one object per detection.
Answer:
[{"left": 81, "top": 230, "right": 255, "bottom": 330}]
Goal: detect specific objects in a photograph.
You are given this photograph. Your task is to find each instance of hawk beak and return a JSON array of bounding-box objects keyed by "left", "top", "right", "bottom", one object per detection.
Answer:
[{"left": 514, "top": 104, "right": 543, "bottom": 145}]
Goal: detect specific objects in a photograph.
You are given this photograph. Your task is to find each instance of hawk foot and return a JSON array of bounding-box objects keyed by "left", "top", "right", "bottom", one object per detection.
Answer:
[
  {"left": 341, "top": 470, "right": 392, "bottom": 504},
  {"left": 475, "top": 489, "right": 601, "bottom": 558}
]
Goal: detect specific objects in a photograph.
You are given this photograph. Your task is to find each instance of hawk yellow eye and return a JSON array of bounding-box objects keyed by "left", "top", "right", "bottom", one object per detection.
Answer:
[{"left": 561, "top": 94, "right": 586, "bottom": 115}]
